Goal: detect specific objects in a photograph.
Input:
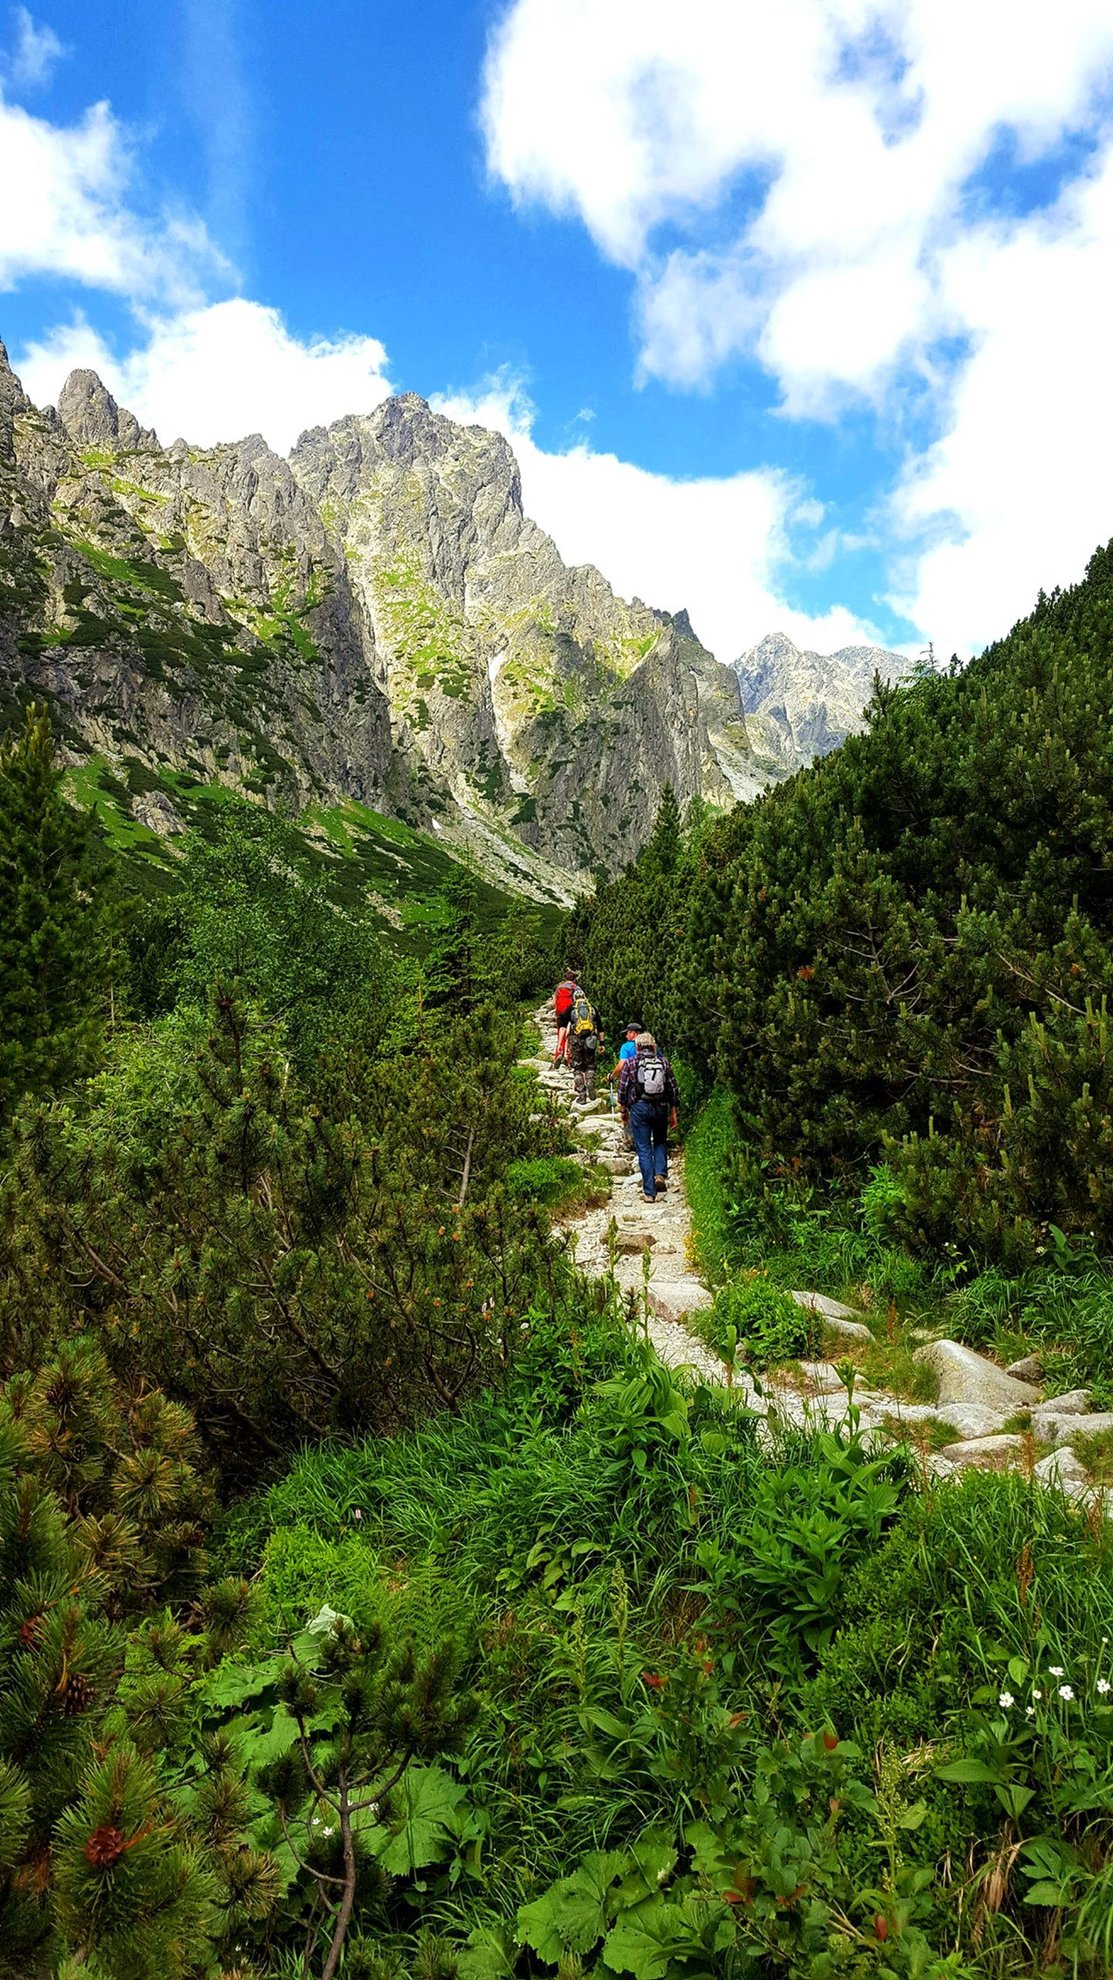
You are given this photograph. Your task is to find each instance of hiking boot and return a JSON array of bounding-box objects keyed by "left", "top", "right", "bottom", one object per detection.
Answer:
[
  {"left": 642, "top": 1191, "right": 657, "bottom": 1204},
  {"left": 654, "top": 1177, "right": 668, "bottom": 1193}
]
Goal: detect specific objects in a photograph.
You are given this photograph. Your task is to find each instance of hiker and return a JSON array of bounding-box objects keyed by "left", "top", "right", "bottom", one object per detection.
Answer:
[
  {"left": 567, "top": 988, "right": 603, "bottom": 1105},
  {"left": 608, "top": 1021, "right": 641, "bottom": 1147},
  {"left": 618, "top": 1031, "right": 680, "bottom": 1203},
  {"left": 608, "top": 1021, "right": 641, "bottom": 1084},
  {"left": 552, "top": 970, "right": 579, "bottom": 1064}
]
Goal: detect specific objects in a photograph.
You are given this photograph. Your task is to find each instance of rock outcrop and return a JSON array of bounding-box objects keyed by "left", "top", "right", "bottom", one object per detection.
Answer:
[
  {"left": 735, "top": 630, "right": 910, "bottom": 775},
  {"left": 0, "top": 342, "right": 761, "bottom": 888}
]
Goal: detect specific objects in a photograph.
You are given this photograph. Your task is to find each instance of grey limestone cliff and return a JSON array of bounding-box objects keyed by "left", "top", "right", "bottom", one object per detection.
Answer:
[
  {"left": 0, "top": 341, "right": 758, "bottom": 888},
  {"left": 734, "top": 629, "right": 909, "bottom": 774}
]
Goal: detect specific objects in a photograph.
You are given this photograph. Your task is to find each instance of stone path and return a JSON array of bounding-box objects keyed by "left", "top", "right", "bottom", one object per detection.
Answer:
[{"left": 522, "top": 1005, "right": 1112, "bottom": 1511}]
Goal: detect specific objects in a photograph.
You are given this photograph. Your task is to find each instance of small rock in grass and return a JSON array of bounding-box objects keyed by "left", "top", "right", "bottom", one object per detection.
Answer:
[
  {"left": 1005, "top": 1352, "right": 1046, "bottom": 1382},
  {"left": 1033, "top": 1447, "right": 1089, "bottom": 1488},
  {"left": 913, "top": 1340, "right": 1040, "bottom": 1412}
]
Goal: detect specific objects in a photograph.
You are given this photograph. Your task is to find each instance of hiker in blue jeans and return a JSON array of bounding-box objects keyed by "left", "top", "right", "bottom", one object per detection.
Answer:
[{"left": 617, "top": 1031, "right": 681, "bottom": 1204}]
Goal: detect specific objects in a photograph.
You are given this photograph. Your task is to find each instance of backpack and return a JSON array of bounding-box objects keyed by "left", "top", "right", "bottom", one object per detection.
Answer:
[
  {"left": 572, "top": 994, "right": 597, "bottom": 1043},
  {"left": 635, "top": 1053, "right": 667, "bottom": 1100},
  {"left": 555, "top": 980, "right": 575, "bottom": 1017}
]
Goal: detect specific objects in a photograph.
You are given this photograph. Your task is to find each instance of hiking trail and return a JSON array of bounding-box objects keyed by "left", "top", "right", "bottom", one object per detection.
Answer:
[{"left": 522, "top": 1004, "right": 1113, "bottom": 1512}]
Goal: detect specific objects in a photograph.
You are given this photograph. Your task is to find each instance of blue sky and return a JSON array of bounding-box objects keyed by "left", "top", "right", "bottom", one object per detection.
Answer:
[{"left": 3, "top": 0, "right": 1113, "bottom": 662}]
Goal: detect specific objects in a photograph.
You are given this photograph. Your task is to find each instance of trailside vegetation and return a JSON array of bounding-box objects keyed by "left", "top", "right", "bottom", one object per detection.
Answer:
[{"left": 4, "top": 522, "right": 1113, "bottom": 1980}]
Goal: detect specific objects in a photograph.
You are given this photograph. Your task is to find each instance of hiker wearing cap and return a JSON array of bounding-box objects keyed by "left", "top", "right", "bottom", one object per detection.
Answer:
[
  {"left": 617, "top": 1032, "right": 680, "bottom": 1203},
  {"left": 608, "top": 1022, "right": 641, "bottom": 1084}
]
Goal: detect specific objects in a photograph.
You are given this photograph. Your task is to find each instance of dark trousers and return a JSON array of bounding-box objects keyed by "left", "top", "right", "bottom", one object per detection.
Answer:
[{"left": 629, "top": 1099, "right": 668, "bottom": 1198}]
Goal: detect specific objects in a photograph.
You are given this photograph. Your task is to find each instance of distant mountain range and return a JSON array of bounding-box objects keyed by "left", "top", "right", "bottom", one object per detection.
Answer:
[
  {"left": 734, "top": 631, "right": 910, "bottom": 775},
  {"left": 0, "top": 334, "right": 908, "bottom": 894}
]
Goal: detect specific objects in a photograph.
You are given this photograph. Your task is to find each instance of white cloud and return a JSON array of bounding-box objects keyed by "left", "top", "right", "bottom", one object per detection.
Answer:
[
  {"left": 434, "top": 372, "right": 882, "bottom": 660},
  {"left": 0, "top": 81, "right": 225, "bottom": 302},
  {"left": 5, "top": 7, "right": 65, "bottom": 91},
  {"left": 483, "top": 0, "right": 1113, "bottom": 649},
  {"left": 483, "top": 0, "right": 1113, "bottom": 407},
  {"left": 17, "top": 298, "right": 394, "bottom": 454},
  {"left": 892, "top": 150, "right": 1113, "bottom": 656}
]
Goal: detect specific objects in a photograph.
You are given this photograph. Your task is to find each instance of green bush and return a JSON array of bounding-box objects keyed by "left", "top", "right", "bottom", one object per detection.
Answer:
[{"left": 704, "top": 1276, "right": 821, "bottom": 1367}]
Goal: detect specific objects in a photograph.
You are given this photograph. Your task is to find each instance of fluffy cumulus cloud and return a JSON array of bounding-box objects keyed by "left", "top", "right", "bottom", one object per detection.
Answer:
[
  {"left": 17, "top": 300, "right": 393, "bottom": 454},
  {"left": 0, "top": 79, "right": 225, "bottom": 303},
  {"left": 434, "top": 373, "right": 880, "bottom": 660},
  {"left": 483, "top": 0, "right": 1113, "bottom": 650}
]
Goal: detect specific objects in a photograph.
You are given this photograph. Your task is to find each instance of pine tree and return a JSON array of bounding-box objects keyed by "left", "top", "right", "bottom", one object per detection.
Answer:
[
  {"left": 0, "top": 707, "right": 110, "bottom": 1136},
  {"left": 423, "top": 872, "right": 482, "bottom": 1014}
]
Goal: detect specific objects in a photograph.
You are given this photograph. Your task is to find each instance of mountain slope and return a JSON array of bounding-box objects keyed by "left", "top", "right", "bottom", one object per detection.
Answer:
[
  {"left": 0, "top": 340, "right": 759, "bottom": 890},
  {"left": 735, "top": 630, "right": 909, "bottom": 773}
]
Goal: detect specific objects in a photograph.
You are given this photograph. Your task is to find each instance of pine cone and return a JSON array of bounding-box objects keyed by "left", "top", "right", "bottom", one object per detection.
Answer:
[
  {"left": 61, "top": 1671, "right": 95, "bottom": 1715},
  {"left": 84, "top": 1824, "right": 127, "bottom": 1867},
  {"left": 19, "top": 1614, "right": 45, "bottom": 1648}
]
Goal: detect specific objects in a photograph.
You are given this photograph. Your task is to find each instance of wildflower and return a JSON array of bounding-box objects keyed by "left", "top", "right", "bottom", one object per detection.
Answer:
[
  {"left": 998, "top": 1691, "right": 1015, "bottom": 1709},
  {"left": 352, "top": 1508, "right": 363, "bottom": 1521},
  {"left": 1059, "top": 1684, "right": 1074, "bottom": 1701},
  {"left": 1026, "top": 1706, "right": 1035, "bottom": 1718},
  {"left": 1032, "top": 1688, "right": 1042, "bottom": 1700},
  {"left": 1049, "top": 1665, "right": 1065, "bottom": 1677},
  {"left": 642, "top": 1671, "right": 665, "bottom": 1690},
  {"left": 1098, "top": 1679, "right": 1111, "bottom": 1695}
]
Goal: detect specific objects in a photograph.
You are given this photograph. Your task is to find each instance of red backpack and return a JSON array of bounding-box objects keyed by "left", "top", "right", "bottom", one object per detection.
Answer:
[{"left": 555, "top": 980, "right": 576, "bottom": 1018}]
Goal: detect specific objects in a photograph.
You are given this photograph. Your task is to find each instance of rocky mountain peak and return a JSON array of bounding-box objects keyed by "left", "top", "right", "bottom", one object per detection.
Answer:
[
  {"left": 57, "top": 368, "right": 157, "bottom": 453},
  {"left": 734, "top": 628, "right": 909, "bottom": 775}
]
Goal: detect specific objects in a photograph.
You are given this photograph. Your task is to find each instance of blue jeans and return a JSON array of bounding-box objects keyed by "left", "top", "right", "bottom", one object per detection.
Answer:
[{"left": 629, "top": 1100, "right": 669, "bottom": 1198}]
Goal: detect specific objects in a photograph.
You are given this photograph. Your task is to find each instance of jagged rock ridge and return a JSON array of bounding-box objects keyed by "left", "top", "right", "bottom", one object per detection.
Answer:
[
  {"left": 735, "top": 630, "right": 910, "bottom": 774},
  {"left": 0, "top": 338, "right": 761, "bottom": 889}
]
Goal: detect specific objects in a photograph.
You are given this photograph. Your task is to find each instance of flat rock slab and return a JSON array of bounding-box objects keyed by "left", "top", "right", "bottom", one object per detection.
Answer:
[
  {"left": 1033, "top": 1408, "right": 1113, "bottom": 1447},
  {"left": 792, "top": 1290, "right": 866, "bottom": 1323},
  {"left": 792, "top": 1360, "right": 849, "bottom": 1395},
  {"left": 879, "top": 1400, "right": 1010, "bottom": 1440},
  {"left": 945, "top": 1434, "right": 1028, "bottom": 1471},
  {"left": 913, "top": 1339, "right": 1039, "bottom": 1412},
  {"left": 1035, "top": 1389, "right": 1092, "bottom": 1416},
  {"left": 791, "top": 1293, "right": 874, "bottom": 1344},
  {"left": 648, "top": 1279, "right": 714, "bottom": 1323}
]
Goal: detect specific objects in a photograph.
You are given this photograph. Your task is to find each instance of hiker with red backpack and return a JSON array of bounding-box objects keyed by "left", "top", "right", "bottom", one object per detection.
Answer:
[
  {"left": 617, "top": 1031, "right": 680, "bottom": 1204},
  {"left": 552, "top": 970, "right": 579, "bottom": 1064}
]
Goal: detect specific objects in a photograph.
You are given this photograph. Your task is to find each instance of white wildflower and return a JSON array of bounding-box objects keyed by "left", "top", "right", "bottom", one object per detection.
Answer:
[
  {"left": 1098, "top": 1679, "right": 1111, "bottom": 1695},
  {"left": 1032, "top": 1688, "right": 1042, "bottom": 1700},
  {"left": 998, "top": 1691, "right": 1015, "bottom": 1709},
  {"left": 1059, "top": 1684, "right": 1074, "bottom": 1701},
  {"left": 1049, "top": 1665, "right": 1065, "bottom": 1677},
  {"left": 1026, "top": 1705, "right": 1035, "bottom": 1718}
]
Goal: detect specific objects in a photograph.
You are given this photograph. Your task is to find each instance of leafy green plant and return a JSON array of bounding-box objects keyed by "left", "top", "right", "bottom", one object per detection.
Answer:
[{"left": 702, "top": 1277, "right": 820, "bottom": 1369}]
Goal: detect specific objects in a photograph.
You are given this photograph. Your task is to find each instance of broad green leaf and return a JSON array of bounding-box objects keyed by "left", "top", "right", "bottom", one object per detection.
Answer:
[
  {"left": 517, "top": 1854, "right": 626, "bottom": 1960},
  {"left": 936, "top": 1758, "right": 1006, "bottom": 1785},
  {"left": 238, "top": 1705, "right": 302, "bottom": 1767},
  {"left": 375, "top": 1764, "right": 469, "bottom": 1875},
  {"left": 457, "top": 1925, "right": 517, "bottom": 1979},
  {"left": 201, "top": 1658, "right": 279, "bottom": 1709}
]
